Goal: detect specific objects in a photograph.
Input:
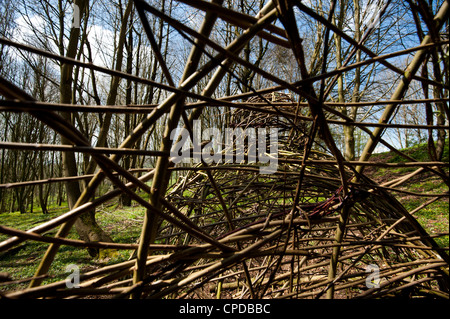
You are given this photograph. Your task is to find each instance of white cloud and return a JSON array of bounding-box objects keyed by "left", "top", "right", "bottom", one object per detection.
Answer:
[{"left": 86, "top": 24, "right": 116, "bottom": 69}]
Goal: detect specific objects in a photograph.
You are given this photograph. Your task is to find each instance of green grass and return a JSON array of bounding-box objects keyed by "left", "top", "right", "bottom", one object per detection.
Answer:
[
  {"left": 369, "top": 140, "right": 449, "bottom": 178},
  {"left": 387, "top": 140, "right": 449, "bottom": 163},
  {"left": 368, "top": 140, "right": 449, "bottom": 248},
  {"left": 0, "top": 202, "right": 145, "bottom": 292}
]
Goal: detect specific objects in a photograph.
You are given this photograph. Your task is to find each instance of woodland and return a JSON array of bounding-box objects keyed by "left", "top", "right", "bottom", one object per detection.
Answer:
[{"left": 0, "top": 0, "right": 448, "bottom": 299}]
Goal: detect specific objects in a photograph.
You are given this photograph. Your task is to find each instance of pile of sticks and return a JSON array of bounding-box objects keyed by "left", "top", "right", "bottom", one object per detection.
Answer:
[
  {"left": 1, "top": 164, "right": 447, "bottom": 299},
  {"left": 0, "top": 0, "right": 448, "bottom": 299}
]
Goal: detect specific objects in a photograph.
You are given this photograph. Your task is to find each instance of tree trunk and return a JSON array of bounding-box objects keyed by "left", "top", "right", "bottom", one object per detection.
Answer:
[
  {"left": 59, "top": 0, "right": 112, "bottom": 256},
  {"left": 340, "top": 0, "right": 361, "bottom": 162},
  {"left": 121, "top": 5, "right": 136, "bottom": 207}
]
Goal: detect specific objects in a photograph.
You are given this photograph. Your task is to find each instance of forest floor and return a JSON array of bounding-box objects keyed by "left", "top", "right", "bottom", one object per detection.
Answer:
[
  {"left": 363, "top": 142, "right": 449, "bottom": 248},
  {"left": 0, "top": 142, "right": 448, "bottom": 293}
]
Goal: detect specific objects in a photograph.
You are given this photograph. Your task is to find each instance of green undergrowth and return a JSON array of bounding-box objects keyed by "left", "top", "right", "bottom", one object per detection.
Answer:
[
  {"left": 367, "top": 140, "right": 449, "bottom": 248},
  {"left": 0, "top": 202, "right": 145, "bottom": 292}
]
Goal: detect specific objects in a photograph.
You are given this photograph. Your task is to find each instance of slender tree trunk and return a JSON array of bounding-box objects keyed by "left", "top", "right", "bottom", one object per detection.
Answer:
[
  {"left": 333, "top": 0, "right": 346, "bottom": 158},
  {"left": 59, "top": 0, "right": 112, "bottom": 256},
  {"left": 121, "top": 5, "right": 135, "bottom": 207},
  {"left": 342, "top": 0, "right": 361, "bottom": 161},
  {"left": 38, "top": 122, "right": 49, "bottom": 214},
  {"left": 84, "top": 0, "right": 133, "bottom": 178}
]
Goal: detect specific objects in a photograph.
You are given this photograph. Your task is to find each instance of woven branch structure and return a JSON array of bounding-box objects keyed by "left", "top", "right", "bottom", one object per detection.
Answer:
[{"left": 0, "top": 0, "right": 449, "bottom": 299}]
